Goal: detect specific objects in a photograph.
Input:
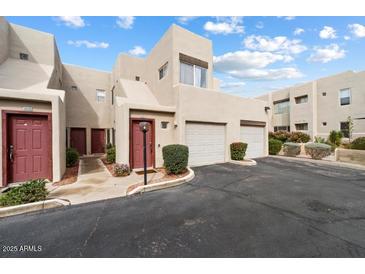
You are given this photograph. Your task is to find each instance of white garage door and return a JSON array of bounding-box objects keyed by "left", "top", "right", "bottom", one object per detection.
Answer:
[
  {"left": 185, "top": 122, "right": 225, "bottom": 166},
  {"left": 240, "top": 126, "right": 265, "bottom": 159}
]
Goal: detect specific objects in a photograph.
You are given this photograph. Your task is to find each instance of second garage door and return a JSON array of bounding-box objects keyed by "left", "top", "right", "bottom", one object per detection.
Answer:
[
  {"left": 185, "top": 122, "right": 225, "bottom": 166},
  {"left": 240, "top": 126, "right": 265, "bottom": 158}
]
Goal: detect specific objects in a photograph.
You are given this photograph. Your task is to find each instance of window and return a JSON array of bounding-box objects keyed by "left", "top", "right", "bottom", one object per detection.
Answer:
[
  {"left": 340, "top": 122, "right": 349, "bottom": 138},
  {"left": 295, "top": 95, "right": 308, "bottom": 104},
  {"left": 159, "top": 63, "right": 168, "bottom": 80},
  {"left": 322, "top": 92, "right": 327, "bottom": 96},
  {"left": 322, "top": 122, "right": 327, "bottom": 126},
  {"left": 96, "top": 89, "right": 106, "bottom": 102},
  {"left": 295, "top": 123, "right": 308, "bottom": 131},
  {"left": 274, "top": 126, "right": 290, "bottom": 132},
  {"left": 340, "top": 88, "right": 351, "bottom": 106},
  {"left": 273, "top": 100, "right": 290, "bottom": 114},
  {"left": 111, "top": 86, "right": 115, "bottom": 105},
  {"left": 135, "top": 76, "right": 140, "bottom": 81},
  {"left": 71, "top": 85, "right": 77, "bottom": 91},
  {"left": 180, "top": 62, "right": 207, "bottom": 88},
  {"left": 19, "top": 53, "right": 28, "bottom": 60},
  {"left": 161, "top": 121, "right": 169, "bottom": 129}
]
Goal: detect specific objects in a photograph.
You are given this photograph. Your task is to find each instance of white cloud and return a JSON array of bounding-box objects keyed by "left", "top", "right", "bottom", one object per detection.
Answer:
[
  {"left": 319, "top": 26, "right": 337, "bottom": 39},
  {"left": 220, "top": 81, "right": 246, "bottom": 89},
  {"left": 243, "top": 35, "right": 307, "bottom": 55},
  {"left": 116, "top": 16, "right": 135, "bottom": 29},
  {"left": 67, "top": 40, "right": 109, "bottom": 49},
  {"left": 204, "top": 17, "right": 244, "bottom": 35},
  {"left": 344, "top": 35, "right": 351, "bottom": 41},
  {"left": 308, "top": 44, "right": 345, "bottom": 63},
  {"left": 256, "top": 21, "right": 264, "bottom": 29},
  {"left": 177, "top": 16, "right": 198, "bottom": 25},
  {"left": 277, "top": 16, "right": 295, "bottom": 21},
  {"left": 56, "top": 16, "right": 85, "bottom": 28},
  {"left": 213, "top": 50, "right": 303, "bottom": 81},
  {"left": 128, "top": 46, "right": 146, "bottom": 56},
  {"left": 348, "top": 23, "right": 365, "bottom": 38},
  {"left": 294, "top": 28, "right": 305, "bottom": 36}
]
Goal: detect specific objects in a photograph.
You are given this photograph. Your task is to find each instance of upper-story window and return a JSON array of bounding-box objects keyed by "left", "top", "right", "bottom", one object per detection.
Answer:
[
  {"left": 159, "top": 63, "right": 168, "bottom": 80},
  {"left": 19, "top": 53, "right": 29, "bottom": 60},
  {"left": 340, "top": 88, "right": 351, "bottom": 106},
  {"left": 71, "top": 85, "right": 78, "bottom": 91},
  {"left": 273, "top": 99, "right": 290, "bottom": 114},
  {"left": 179, "top": 53, "right": 208, "bottom": 88},
  {"left": 135, "top": 76, "right": 140, "bottom": 81},
  {"left": 295, "top": 95, "right": 308, "bottom": 104},
  {"left": 96, "top": 89, "right": 106, "bottom": 102}
]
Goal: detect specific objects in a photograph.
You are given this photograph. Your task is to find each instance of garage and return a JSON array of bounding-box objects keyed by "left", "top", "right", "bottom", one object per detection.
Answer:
[
  {"left": 240, "top": 121, "right": 266, "bottom": 159},
  {"left": 185, "top": 122, "right": 226, "bottom": 166}
]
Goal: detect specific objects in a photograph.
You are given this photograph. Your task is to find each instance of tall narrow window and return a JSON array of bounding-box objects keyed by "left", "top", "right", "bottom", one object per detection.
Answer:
[
  {"left": 96, "top": 89, "right": 106, "bottom": 102},
  {"left": 340, "top": 88, "right": 351, "bottom": 106},
  {"left": 111, "top": 86, "right": 115, "bottom": 105},
  {"left": 180, "top": 62, "right": 194, "bottom": 85},
  {"left": 194, "top": 65, "right": 207, "bottom": 88},
  {"left": 159, "top": 63, "right": 168, "bottom": 80},
  {"left": 340, "top": 122, "right": 349, "bottom": 138}
]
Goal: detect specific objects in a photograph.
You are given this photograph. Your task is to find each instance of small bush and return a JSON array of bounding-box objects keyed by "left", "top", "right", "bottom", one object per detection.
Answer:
[
  {"left": 230, "top": 142, "right": 248, "bottom": 160},
  {"left": 269, "top": 139, "right": 282, "bottom": 155},
  {"left": 305, "top": 143, "right": 331, "bottom": 160},
  {"left": 162, "top": 144, "right": 189, "bottom": 175},
  {"left": 351, "top": 137, "right": 365, "bottom": 150},
  {"left": 328, "top": 130, "right": 343, "bottom": 147},
  {"left": 283, "top": 142, "right": 301, "bottom": 157},
  {"left": 106, "top": 142, "right": 113, "bottom": 150},
  {"left": 288, "top": 131, "right": 311, "bottom": 143},
  {"left": 269, "top": 131, "right": 291, "bottom": 143},
  {"left": 106, "top": 146, "right": 116, "bottom": 163},
  {"left": 113, "top": 163, "right": 130, "bottom": 177},
  {"left": 314, "top": 136, "right": 326, "bottom": 143},
  {"left": 66, "top": 148, "right": 79, "bottom": 167},
  {"left": 0, "top": 179, "right": 48, "bottom": 207}
]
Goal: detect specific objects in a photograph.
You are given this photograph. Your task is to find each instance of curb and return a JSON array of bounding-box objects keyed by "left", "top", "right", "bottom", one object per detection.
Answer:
[
  {"left": 229, "top": 159, "right": 257, "bottom": 166},
  {"left": 127, "top": 167, "right": 195, "bottom": 196},
  {"left": 0, "top": 199, "right": 71, "bottom": 218}
]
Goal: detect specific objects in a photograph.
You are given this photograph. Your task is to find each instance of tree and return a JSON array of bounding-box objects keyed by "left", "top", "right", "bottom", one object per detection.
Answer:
[{"left": 347, "top": 116, "right": 354, "bottom": 143}]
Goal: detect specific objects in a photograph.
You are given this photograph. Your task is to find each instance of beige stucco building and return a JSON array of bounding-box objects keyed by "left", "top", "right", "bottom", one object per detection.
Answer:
[
  {"left": 257, "top": 71, "right": 365, "bottom": 140},
  {"left": 0, "top": 17, "right": 269, "bottom": 187}
]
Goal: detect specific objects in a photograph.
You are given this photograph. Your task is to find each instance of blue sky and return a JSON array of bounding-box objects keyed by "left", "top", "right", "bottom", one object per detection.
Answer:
[{"left": 6, "top": 16, "right": 365, "bottom": 97}]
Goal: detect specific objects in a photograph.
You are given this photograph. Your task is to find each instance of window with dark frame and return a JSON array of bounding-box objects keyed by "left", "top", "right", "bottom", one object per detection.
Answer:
[
  {"left": 19, "top": 53, "right": 29, "bottom": 60},
  {"left": 295, "top": 123, "right": 308, "bottom": 131},
  {"left": 322, "top": 92, "right": 327, "bottom": 96},
  {"left": 322, "top": 122, "right": 327, "bottom": 126},
  {"left": 71, "top": 85, "right": 77, "bottom": 91},
  {"left": 161, "top": 121, "right": 169, "bottom": 129},
  {"left": 135, "top": 76, "right": 140, "bottom": 81},
  {"left": 295, "top": 95, "right": 308, "bottom": 104},
  {"left": 159, "top": 63, "right": 168, "bottom": 80},
  {"left": 340, "top": 122, "right": 350, "bottom": 138},
  {"left": 274, "top": 126, "right": 290, "bottom": 132},
  {"left": 273, "top": 99, "right": 290, "bottom": 114}
]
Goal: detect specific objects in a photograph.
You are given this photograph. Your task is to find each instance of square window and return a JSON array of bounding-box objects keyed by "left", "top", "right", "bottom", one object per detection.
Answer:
[
  {"left": 322, "top": 92, "right": 327, "bottom": 96},
  {"left": 19, "top": 53, "right": 28, "bottom": 60},
  {"left": 71, "top": 85, "right": 77, "bottom": 91},
  {"left": 322, "top": 122, "right": 327, "bottom": 126},
  {"left": 135, "top": 76, "right": 140, "bottom": 81},
  {"left": 96, "top": 89, "right": 106, "bottom": 102},
  {"left": 161, "top": 121, "right": 169, "bottom": 129}
]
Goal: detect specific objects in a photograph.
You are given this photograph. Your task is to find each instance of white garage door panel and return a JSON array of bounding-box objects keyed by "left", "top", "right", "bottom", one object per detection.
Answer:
[
  {"left": 240, "top": 126, "right": 265, "bottom": 159},
  {"left": 185, "top": 123, "right": 225, "bottom": 166}
]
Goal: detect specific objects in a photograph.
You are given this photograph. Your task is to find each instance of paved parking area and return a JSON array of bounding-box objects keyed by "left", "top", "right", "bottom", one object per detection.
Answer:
[{"left": 1, "top": 157, "right": 365, "bottom": 257}]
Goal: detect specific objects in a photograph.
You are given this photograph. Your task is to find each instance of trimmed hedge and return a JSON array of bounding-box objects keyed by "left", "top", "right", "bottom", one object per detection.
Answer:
[
  {"left": 283, "top": 142, "right": 301, "bottom": 157},
  {"left": 162, "top": 144, "right": 189, "bottom": 175},
  {"left": 0, "top": 179, "right": 48, "bottom": 207},
  {"left": 106, "top": 146, "right": 116, "bottom": 163},
  {"left": 269, "top": 139, "right": 282, "bottom": 155},
  {"left": 66, "top": 148, "right": 79, "bottom": 167},
  {"left": 287, "top": 131, "right": 311, "bottom": 143},
  {"left": 230, "top": 142, "right": 248, "bottom": 160},
  {"left": 269, "top": 131, "right": 291, "bottom": 143},
  {"left": 305, "top": 143, "right": 331, "bottom": 160},
  {"left": 351, "top": 137, "right": 365, "bottom": 150}
]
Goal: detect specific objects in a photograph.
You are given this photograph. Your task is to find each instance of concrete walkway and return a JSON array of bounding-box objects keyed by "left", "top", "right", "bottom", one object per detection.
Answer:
[{"left": 47, "top": 156, "right": 163, "bottom": 205}]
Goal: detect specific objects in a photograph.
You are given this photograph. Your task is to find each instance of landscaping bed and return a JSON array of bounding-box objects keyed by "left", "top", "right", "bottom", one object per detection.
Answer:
[
  {"left": 101, "top": 157, "right": 114, "bottom": 175},
  {"left": 52, "top": 161, "right": 79, "bottom": 186}
]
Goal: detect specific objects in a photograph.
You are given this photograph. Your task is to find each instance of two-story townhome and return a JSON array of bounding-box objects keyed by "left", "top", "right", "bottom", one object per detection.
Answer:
[
  {"left": 257, "top": 71, "right": 365, "bottom": 140},
  {"left": 0, "top": 17, "right": 269, "bottom": 187}
]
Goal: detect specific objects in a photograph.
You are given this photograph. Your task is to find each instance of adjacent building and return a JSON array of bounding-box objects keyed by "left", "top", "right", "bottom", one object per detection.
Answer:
[
  {"left": 0, "top": 17, "right": 269, "bottom": 187},
  {"left": 256, "top": 71, "right": 365, "bottom": 140}
]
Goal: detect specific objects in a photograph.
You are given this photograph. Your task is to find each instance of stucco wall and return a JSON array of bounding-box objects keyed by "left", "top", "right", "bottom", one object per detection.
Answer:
[{"left": 0, "top": 17, "right": 9, "bottom": 65}]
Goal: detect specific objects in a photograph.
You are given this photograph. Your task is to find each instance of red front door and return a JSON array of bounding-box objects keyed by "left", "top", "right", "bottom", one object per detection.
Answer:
[
  {"left": 131, "top": 120, "right": 154, "bottom": 169},
  {"left": 70, "top": 128, "right": 86, "bottom": 155},
  {"left": 8, "top": 114, "right": 50, "bottom": 183},
  {"left": 91, "top": 129, "right": 105, "bottom": 154}
]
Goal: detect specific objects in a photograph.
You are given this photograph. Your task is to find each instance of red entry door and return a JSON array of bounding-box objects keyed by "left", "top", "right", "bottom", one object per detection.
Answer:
[
  {"left": 8, "top": 114, "right": 50, "bottom": 183},
  {"left": 70, "top": 128, "right": 86, "bottom": 155},
  {"left": 91, "top": 129, "right": 105, "bottom": 154},
  {"left": 132, "top": 120, "right": 153, "bottom": 169}
]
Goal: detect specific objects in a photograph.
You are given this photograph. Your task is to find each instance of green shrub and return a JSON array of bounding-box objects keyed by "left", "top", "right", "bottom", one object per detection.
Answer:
[
  {"left": 305, "top": 143, "right": 331, "bottom": 160},
  {"left": 230, "top": 142, "right": 248, "bottom": 160},
  {"left": 351, "top": 137, "right": 365, "bottom": 150},
  {"left": 162, "top": 144, "right": 189, "bottom": 175},
  {"left": 288, "top": 131, "right": 311, "bottom": 143},
  {"left": 328, "top": 130, "right": 343, "bottom": 147},
  {"left": 106, "top": 142, "right": 113, "bottom": 150},
  {"left": 66, "top": 148, "right": 79, "bottom": 167},
  {"left": 0, "top": 179, "right": 48, "bottom": 207},
  {"left": 106, "top": 146, "right": 116, "bottom": 163},
  {"left": 269, "top": 139, "right": 282, "bottom": 155},
  {"left": 314, "top": 136, "right": 326, "bottom": 143},
  {"left": 113, "top": 163, "right": 130, "bottom": 177},
  {"left": 269, "top": 131, "right": 291, "bottom": 143},
  {"left": 283, "top": 142, "right": 301, "bottom": 157}
]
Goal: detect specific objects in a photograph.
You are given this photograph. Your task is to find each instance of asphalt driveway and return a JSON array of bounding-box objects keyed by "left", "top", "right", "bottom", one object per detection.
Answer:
[{"left": 1, "top": 157, "right": 365, "bottom": 257}]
